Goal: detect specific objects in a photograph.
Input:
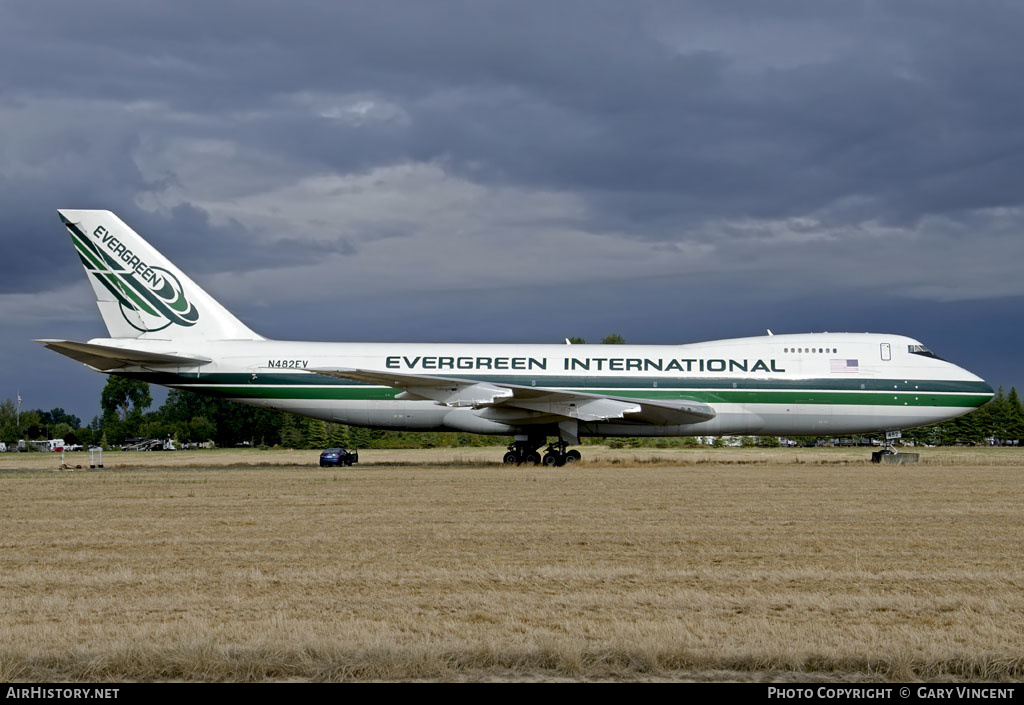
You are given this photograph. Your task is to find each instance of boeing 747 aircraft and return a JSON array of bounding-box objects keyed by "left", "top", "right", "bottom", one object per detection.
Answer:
[{"left": 40, "top": 210, "right": 993, "bottom": 465}]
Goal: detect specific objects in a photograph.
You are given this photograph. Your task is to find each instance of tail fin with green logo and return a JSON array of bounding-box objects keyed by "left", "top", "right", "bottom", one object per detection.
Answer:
[{"left": 57, "top": 209, "right": 262, "bottom": 341}]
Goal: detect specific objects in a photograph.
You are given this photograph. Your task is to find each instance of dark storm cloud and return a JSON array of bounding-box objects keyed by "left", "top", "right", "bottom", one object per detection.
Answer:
[
  {"left": 0, "top": 117, "right": 143, "bottom": 293},
  {"left": 1, "top": 154, "right": 350, "bottom": 293},
  {"left": 4, "top": 1, "right": 1023, "bottom": 231},
  {"left": 117, "top": 203, "right": 357, "bottom": 275}
]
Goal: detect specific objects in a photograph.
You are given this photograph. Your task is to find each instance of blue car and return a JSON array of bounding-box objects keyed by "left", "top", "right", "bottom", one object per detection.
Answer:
[{"left": 319, "top": 447, "right": 359, "bottom": 467}]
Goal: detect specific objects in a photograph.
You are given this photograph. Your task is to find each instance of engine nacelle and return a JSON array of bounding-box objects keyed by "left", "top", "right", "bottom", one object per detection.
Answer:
[{"left": 442, "top": 409, "right": 514, "bottom": 434}]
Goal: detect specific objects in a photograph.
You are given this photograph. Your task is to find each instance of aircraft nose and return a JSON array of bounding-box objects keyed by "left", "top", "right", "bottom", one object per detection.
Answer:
[
  {"left": 961, "top": 367, "right": 994, "bottom": 399},
  {"left": 949, "top": 362, "right": 993, "bottom": 400},
  {"left": 953, "top": 360, "right": 988, "bottom": 383}
]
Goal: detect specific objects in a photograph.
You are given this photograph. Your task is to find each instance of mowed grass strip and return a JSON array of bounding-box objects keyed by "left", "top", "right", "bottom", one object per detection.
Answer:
[
  {"left": 3, "top": 445, "right": 1023, "bottom": 470},
  {"left": 1, "top": 449, "right": 1023, "bottom": 681}
]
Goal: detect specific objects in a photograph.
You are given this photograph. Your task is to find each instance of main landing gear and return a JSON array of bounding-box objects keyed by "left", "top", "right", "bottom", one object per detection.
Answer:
[
  {"left": 502, "top": 438, "right": 582, "bottom": 467},
  {"left": 503, "top": 440, "right": 542, "bottom": 466},
  {"left": 541, "top": 440, "right": 581, "bottom": 467}
]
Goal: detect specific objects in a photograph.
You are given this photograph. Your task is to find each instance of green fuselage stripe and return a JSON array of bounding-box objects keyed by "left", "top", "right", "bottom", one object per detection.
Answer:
[
  {"left": 177, "top": 385, "right": 989, "bottom": 407},
  {"left": 119, "top": 372, "right": 992, "bottom": 395},
  {"left": 112, "top": 371, "right": 990, "bottom": 408}
]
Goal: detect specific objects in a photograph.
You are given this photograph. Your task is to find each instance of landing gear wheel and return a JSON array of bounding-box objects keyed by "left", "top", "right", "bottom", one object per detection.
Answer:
[
  {"left": 542, "top": 453, "right": 557, "bottom": 466},
  {"left": 564, "top": 450, "right": 581, "bottom": 464},
  {"left": 505, "top": 438, "right": 547, "bottom": 466}
]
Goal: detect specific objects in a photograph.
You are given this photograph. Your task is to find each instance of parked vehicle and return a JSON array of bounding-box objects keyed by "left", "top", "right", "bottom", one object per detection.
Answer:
[
  {"left": 26, "top": 439, "right": 66, "bottom": 452},
  {"left": 122, "top": 438, "right": 177, "bottom": 451},
  {"left": 319, "top": 448, "right": 359, "bottom": 467}
]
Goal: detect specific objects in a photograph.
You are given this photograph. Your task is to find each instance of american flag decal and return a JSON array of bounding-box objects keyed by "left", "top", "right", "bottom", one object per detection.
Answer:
[{"left": 830, "top": 359, "right": 859, "bottom": 373}]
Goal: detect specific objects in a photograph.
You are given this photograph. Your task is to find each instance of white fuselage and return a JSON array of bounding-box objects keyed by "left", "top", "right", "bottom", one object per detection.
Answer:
[{"left": 101, "top": 332, "right": 992, "bottom": 438}]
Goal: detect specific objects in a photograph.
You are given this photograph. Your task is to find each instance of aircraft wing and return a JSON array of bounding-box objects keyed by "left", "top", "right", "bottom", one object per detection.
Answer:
[
  {"left": 36, "top": 339, "right": 211, "bottom": 371},
  {"left": 309, "top": 367, "right": 715, "bottom": 426}
]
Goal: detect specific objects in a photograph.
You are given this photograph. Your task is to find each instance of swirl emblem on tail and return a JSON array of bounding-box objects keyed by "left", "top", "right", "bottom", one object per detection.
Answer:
[{"left": 64, "top": 220, "right": 200, "bottom": 332}]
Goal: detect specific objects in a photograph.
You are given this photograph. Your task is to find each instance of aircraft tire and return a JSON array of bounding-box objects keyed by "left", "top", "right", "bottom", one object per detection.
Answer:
[
  {"left": 565, "top": 450, "right": 581, "bottom": 463},
  {"left": 527, "top": 451, "right": 542, "bottom": 465},
  {"left": 542, "top": 453, "right": 557, "bottom": 466},
  {"left": 503, "top": 452, "right": 518, "bottom": 465}
]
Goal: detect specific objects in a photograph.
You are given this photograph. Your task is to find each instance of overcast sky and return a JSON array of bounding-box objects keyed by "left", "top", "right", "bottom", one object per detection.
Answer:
[{"left": 2, "top": 1, "right": 1022, "bottom": 422}]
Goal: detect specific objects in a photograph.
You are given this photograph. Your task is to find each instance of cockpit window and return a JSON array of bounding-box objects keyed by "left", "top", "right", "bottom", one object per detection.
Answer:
[{"left": 908, "top": 344, "right": 945, "bottom": 361}]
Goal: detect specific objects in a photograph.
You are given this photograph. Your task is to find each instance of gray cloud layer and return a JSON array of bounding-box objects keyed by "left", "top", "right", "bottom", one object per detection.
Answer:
[{"left": 1, "top": 1, "right": 1021, "bottom": 418}]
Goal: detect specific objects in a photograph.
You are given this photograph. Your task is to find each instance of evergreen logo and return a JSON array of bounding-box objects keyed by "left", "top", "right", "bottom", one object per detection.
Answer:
[{"left": 64, "top": 220, "right": 200, "bottom": 332}]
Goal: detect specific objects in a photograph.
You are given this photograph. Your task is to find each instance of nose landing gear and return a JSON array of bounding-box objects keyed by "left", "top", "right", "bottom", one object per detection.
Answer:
[{"left": 871, "top": 430, "right": 920, "bottom": 464}]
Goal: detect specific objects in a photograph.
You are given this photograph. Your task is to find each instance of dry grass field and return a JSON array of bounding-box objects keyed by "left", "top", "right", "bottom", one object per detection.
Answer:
[{"left": 1, "top": 446, "right": 1023, "bottom": 682}]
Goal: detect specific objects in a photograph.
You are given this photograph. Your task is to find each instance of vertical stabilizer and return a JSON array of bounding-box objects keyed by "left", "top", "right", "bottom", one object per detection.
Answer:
[{"left": 58, "top": 210, "right": 262, "bottom": 341}]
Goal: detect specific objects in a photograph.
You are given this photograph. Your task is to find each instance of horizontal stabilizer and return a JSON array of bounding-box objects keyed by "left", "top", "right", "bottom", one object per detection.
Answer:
[{"left": 35, "top": 339, "right": 210, "bottom": 371}]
